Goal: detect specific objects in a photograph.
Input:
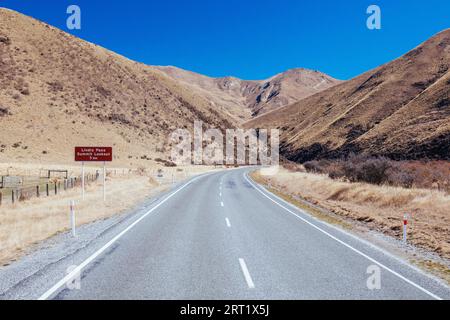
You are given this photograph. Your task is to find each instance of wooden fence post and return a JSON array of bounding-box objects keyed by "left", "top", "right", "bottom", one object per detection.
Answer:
[
  {"left": 54, "top": 183, "right": 57, "bottom": 195},
  {"left": 0, "top": 191, "right": 2, "bottom": 206},
  {"left": 46, "top": 183, "right": 49, "bottom": 196},
  {"left": 12, "top": 190, "right": 14, "bottom": 204},
  {"left": 36, "top": 185, "right": 40, "bottom": 197}
]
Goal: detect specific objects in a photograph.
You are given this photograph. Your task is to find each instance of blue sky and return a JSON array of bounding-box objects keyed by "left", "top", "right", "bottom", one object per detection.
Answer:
[{"left": 1, "top": 0, "right": 449, "bottom": 80}]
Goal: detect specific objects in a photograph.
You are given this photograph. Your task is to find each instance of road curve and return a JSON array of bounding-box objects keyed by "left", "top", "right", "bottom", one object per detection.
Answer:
[{"left": 37, "top": 168, "right": 450, "bottom": 300}]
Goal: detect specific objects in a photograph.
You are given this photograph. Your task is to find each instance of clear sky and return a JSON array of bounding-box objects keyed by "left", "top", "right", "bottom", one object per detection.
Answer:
[{"left": 1, "top": 0, "right": 449, "bottom": 80}]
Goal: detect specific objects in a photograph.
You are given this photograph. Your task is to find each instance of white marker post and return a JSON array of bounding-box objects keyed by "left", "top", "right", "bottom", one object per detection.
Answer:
[
  {"left": 70, "top": 200, "right": 76, "bottom": 237},
  {"left": 81, "top": 161, "right": 85, "bottom": 200},
  {"left": 103, "top": 161, "right": 106, "bottom": 202},
  {"left": 403, "top": 214, "right": 409, "bottom": 244}
]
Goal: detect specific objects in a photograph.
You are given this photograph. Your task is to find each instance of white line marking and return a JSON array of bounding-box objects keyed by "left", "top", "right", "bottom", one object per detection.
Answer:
[
  {"left": 225, "top": 217, "right": 231, "bottom": 227},
  {"left": 221, "top": 201, "right": 224, "bottom": 207},
  {"left": 37, "top": 173, "right": 209, "bottom": 300},
  {"left": 239, "top": 258, "right": 255, "bottom": 289},
  {"left": 244, "top": 172, "right": 442, "bottom": 300}
]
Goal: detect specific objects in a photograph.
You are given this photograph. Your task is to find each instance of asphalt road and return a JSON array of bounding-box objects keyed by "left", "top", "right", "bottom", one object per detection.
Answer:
[{"left": 36, "top": 168, "right": 450, "bottom": 300}]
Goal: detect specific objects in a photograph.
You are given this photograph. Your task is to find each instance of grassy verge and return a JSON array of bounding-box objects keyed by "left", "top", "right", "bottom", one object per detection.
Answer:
[
  {"left": 0, "top": 174, "right": 160, "bottom": 266},
  {"left": 0, "top": 163, "right": 220, "bottom": 266},
  {"left": 249, "top": 168, "right": 450, "bottom": 284},
  {"left": 250, "top": 171, "right": 352, "bottom": 230}
]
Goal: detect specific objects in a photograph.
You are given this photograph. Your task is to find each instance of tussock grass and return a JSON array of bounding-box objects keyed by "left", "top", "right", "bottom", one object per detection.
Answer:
[
  {"left": 0, "top": 174, "right": 161, "bottom": 265},
  {"left": 0, "top": 163, "right": 218, "bottom": 266},
  {"left": 251, "top": 168, "right": 450, "bottom": 260}
]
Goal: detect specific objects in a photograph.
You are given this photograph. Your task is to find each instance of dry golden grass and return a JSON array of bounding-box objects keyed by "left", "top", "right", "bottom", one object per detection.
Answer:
[
  {"left": 0, "top": 174, "right": 157, "bottom": 265},
  {"left": 252, "top": 168, "right": 450, "bottom": 259},
  {"left": 0, "top": 162, "right": 218, "bottom": 265}
]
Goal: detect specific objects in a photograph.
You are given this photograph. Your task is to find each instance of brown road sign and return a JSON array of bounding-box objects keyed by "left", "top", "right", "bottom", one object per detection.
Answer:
[{"left": 75, "top": 147, "right": 112, "bottom": 162}]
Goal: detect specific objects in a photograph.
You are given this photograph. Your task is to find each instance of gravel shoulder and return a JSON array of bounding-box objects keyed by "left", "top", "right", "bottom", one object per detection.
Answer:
[
  {"left": 250, "top": 169, "right": 450, "bottom": 286},
  {"left": 0, "top": 181, "right": 177, "bottom": 300}
]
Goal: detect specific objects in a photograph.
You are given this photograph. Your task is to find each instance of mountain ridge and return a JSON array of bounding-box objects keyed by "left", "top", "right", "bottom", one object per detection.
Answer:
[
  {"left": 1, "top": 7, "right": 448, "bottom": 165},
  {"left": 245, "top": 28, "right": 450, "bottom": 161},
  {"left": 0, "top": 8, "right": 237, "bottom": 165},
  {"left": 154, "top": 65, "right": 340, "bottom": 119}
]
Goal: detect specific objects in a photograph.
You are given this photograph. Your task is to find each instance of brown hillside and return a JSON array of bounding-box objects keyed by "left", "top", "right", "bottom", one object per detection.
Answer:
[
  {"left": 155, "top": 66, "right": 340, "bottom": 120},
  {"left": 0, "top": 8, "right": 236, "bottom": 165},
  {"left": 245, "top": 29, "right": 450, "bottom": 161}
]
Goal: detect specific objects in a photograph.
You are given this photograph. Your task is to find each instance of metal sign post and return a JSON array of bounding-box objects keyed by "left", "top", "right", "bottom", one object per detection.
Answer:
[
  {"left": 81, "top": 161, "right": 85, "bottom": 200},
  {"left": 103, "top": 161, "right": 106, "bottom": 202}
]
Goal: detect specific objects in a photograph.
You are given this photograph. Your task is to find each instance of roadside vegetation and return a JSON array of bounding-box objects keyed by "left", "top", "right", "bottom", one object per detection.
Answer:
[
  {"left": 251, "top": 164, "right": 450, "bottom": 261},
  {"left": 299, "top": 154, "right": 450, "bottom": 192},
  {"left": 0, "top": 171, "right": 157, "bottom": 266},
  {"left": 0, "top": 163, "right": 215, "bottom": 266}
]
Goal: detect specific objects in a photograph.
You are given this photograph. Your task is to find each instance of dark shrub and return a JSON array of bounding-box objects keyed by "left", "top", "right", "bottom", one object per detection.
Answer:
[
  {"left": 386, "top": 167, "right": 415, "bottom": 188},
  {"left": 357, "top": 157, "right": 391, "bottom": 184},
  {"left": 47, "top": 81, "right": 64, "bottom": 93},
  {"left": 20, "top": 88, "right": 30, "bottom": 95},
  {"left": 304, "top": 160, "right": 321, "bottom": 173},
  {"left": 164, "top": 161, "right": 177, "bottom": 167},
  {"left": 0, "top": 35, "right": 11, "bottom": 45},
  {"left": 341, "top": 155, "right": 392, "bottom": 185},
  {"left": 304, "top": 159, "right": 330, "bottom": 173},
  {"left": 0, "top": 107, "right": 9, "bottom": 117},
  {"left": 327, "top": 161, "right": 346, "bottom": 179},
  {"left": 302, "top": 154, "right": 448, "bottom": 191}
]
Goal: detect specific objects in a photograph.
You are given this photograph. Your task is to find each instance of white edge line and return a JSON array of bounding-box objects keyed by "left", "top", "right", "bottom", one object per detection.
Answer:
[
  {"left": 244, "top": 172, "right": 442, "bottom": 300},
  {"left": 37, "top": 173, "right": 210, "bottom": 300},
  {"left": 225, "top": 217, "right": 231, "bottom": 228},
  {"left": 239, "top": 258, "right": 255, "bottom": 289}
]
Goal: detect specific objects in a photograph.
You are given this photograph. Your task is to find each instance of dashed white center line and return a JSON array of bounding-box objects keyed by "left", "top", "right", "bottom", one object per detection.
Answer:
[
  {"left": 220, "top": 201, "right": 224, "bottom": 207},
  {"left": 225, "top": 217, "right": 231, "bottom": 227},
  {"left": 239, "top": 258, "right": 255, "bottom": 289}
]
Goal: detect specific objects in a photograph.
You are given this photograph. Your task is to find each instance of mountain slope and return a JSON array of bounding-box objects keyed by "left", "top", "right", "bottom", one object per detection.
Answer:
[
  {"left": 245, "top": 29, "right": 450, "bottom": 161},
  {"left": 0, "top": 8, "right": 236, "bottom": 165},
  {"left": 155, "top": 66, "right": 340, "bottom": 120}
]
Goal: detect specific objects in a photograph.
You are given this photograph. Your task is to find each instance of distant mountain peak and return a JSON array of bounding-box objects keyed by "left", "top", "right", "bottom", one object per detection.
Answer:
[
  {"left": 155, "top": 66, "right": 341, "bottom": 119},
  {"left": 245, "top": 28, "right": 450, "bottom": 161}
]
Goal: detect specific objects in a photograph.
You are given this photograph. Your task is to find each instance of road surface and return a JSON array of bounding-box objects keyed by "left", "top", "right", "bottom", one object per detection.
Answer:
[{"left": 36, "top": 168, "right": 450, "bottom": 300}]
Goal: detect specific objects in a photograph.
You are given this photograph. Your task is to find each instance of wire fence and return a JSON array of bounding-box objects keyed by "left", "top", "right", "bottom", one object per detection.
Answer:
[
  {"left": 0, "top": 166, "right": 193, "bottom": 207},
  {"left": 0, "top": 173, "right": 100, "bottom": 206}
]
